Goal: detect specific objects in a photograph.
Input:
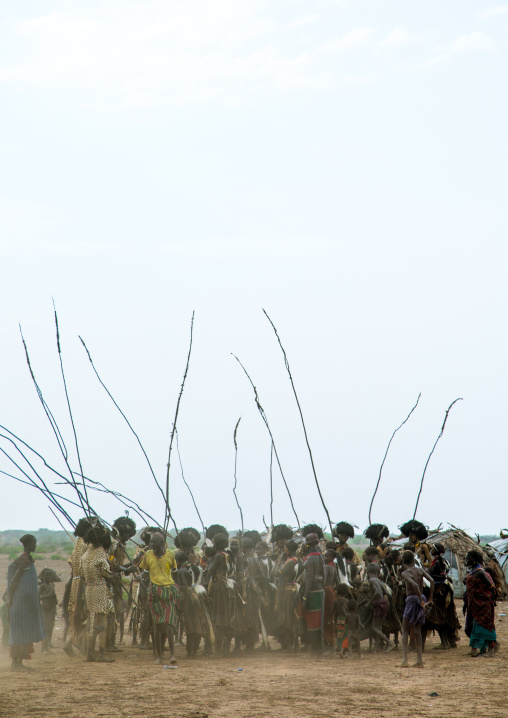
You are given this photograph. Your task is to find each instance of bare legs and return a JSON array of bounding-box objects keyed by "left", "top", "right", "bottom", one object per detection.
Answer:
[
  {"left": 85, "top": 615, "right": 115, "bottom": 663},
  {"left": 153, "top": 624, "right": 176, "bottom": 665},
  {"left": 400, "top": 619, "right": 423, "bottom": 667},
  {"left": 371, "top": 616, "right": 394, "bottom": 652}
]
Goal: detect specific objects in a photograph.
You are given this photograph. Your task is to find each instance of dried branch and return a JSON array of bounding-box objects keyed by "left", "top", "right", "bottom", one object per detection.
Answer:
[
  {"left": 19, "top": 324, "right": 91, "bottom": 516},
  {"left": 1, "top": 469, "right": 84, "bottom": 518},
  {"left": 0, "top": 422, "right": 154, "bottom": 532},
  {"left": 53, "top": 301, "right": 91, "bottom": 513},
  {"left": 262, "top": 310, "right": 332, "bottom": 537},
  {"left": 232, "top": 417, "right": 244, "bottom": 534},
  {"left": 368, "top": 392, "right": 421, "bottom": 524},
  {"left": 174, "top": 428, "right": 205, "bottom": 535},
  {"left": 413, "top": 398, "right": 463, "bottom": 519},
  {"left": 78, "top": 334, "right": 166, "bottom": 513},
  {"left": 164, "top": 311, "right": 195, "bottom": 534},
  {"left": 71, "top": 474, "right": 158, "bottom": 528},
  {"left": 0, "top": 442, "right": 76, "bottom": 528},
  {"left": 269, "top": 440, "right": 274, "bottom": 530},
  {"left": 0, "top": 428, "right": 73, "bottom": 511},
  {"left": 231, "top": 353, "right": 300, "bottom": 531}
]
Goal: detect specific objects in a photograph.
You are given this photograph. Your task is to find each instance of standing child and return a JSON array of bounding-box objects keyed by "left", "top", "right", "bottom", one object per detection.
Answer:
[
  {"left": 334, "top": 584, "right": 349, "bottom": 656},
  {"left": 366, "top": 563, "right": 394, "bottom": 652},
  {"left": 323, "top": 549, "right": 338, "bottom": 652},
  {"left": 38, "top": 568, "right": 61, "bottom": 653},
  {"left": 346, "top": 599, "right": 364, "bottom": 658},
  {"left": 400, "top": 549, "right": 434, "bottom": 668}
]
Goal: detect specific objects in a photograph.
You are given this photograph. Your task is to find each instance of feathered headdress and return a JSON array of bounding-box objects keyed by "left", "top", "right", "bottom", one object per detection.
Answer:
[
  {"left": 206, "top": 524, "right": 229, "bottom": 541},
  {"left": 400, "top": 520, "right": 428, "bottom": 541},
  {"left": 333, "top": 522, "right": 355, "bottom": 539},
  {"left": 242, "top": 530, "right": 262, "bottom": 545},
  {"left": 139, "top": 526, "right": 163, "bottom": 545},
  {"left": 364, "top": 524, "right": 389, "bottom": 541},
  {"left": 74, "top": 517, "right": 92, "bottom": 538},
  {"left": 112, "top": 516, "right": 137, "bottom": 539},
  {"left": 174, "top": 527, "right": 201, "bottom": 550},
  {"left": 271, "top": 524, "right": 293, "bottom": 543},
  {"left": 302, "top": 524, "right": 324, "bottom": 540}
]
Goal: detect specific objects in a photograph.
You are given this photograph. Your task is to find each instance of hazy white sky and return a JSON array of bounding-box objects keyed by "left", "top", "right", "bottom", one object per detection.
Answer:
[{"left": 1, "top": 1, "right": 507, "bottom": 535}]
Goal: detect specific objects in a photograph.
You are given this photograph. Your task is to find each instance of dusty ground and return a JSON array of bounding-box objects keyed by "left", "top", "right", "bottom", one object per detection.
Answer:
[{"left": 0, "top": 555, "right": 507, "bottom": 718}]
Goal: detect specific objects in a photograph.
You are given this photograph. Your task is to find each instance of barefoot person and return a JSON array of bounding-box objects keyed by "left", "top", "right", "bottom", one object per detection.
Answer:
[
  {"left": 366, "top": 563, "right": 394, "bottom": 652},
  {"left": 107, "top": 516, "right": 137, "bottom": 649},
  {"left": 38, "top": 568, "right": 61, "bottom": 653},
  {"left": 400, "top": 549, "right": 434, "bottom": 668},
  {"left": 301, "top": 533, "right": 325, "bottom": 655},
  {"left": 80, "top": 522, "right": 116, "bottom": 663},
  {"left": 323, "top": 549, "right": 339, "bottom": 652},
  {"left": 346, "top": 600, "right": 364, "bottom": 659},
  {"left": 6, "top": 534, "right": 45, "bottom": 671},
  {"left": 275, "top": 539, "right": 301, "bottom": 652},
  {"left": 138, "top": 531, "right": 178, "bottom": 665},
  {"left": 64, "top": 518, "right": 91, "bottom": 656},
  {"left": 464, "top": 549, "right": 498, "bottom": 657},
  {"left": 426, "top": 542, "right": 460, "bottom": 650},
  {"left": 207, "top": 530, "right": 235, "bottom": 656},
  {"left": 334, "top": 584, "right": 350, "bottom": 656}
]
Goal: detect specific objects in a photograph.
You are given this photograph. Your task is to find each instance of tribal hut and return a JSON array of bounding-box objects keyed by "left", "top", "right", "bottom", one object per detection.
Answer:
[{"left": 425, "top": 526, "right": 508, "bottom": 599}]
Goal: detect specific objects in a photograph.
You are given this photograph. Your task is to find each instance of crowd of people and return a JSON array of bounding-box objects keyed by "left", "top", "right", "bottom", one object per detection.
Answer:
[{"left": 2, "top": 517, "right": 502, "bottom": 671}]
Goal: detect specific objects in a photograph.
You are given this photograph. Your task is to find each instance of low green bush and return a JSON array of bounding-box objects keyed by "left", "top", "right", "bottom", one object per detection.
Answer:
[
  {"left": 37, "top": 544, "right": 56, "bottom": 554},
  {"left": 50, "top": 554, "right": 63, "bottom": 561}
]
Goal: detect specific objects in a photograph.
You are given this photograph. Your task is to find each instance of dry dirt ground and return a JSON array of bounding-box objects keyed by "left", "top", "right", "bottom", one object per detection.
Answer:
[{"left": 0, "top": 555, "right": 507, "bottom": 718}]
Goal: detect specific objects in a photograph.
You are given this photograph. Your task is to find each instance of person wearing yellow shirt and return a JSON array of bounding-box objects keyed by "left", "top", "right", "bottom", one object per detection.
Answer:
[{"left": 138, "top": 532, "right": 178, "bottom": 665}]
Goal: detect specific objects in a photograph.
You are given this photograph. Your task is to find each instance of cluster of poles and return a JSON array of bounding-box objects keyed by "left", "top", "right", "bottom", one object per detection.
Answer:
[{"left": 0, "top": 304, "right": 462, "bottom": 540}]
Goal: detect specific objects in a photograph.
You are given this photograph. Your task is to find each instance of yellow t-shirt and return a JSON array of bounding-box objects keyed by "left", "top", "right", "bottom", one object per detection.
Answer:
[{"left": 139, "top": 549, "right": 177, "bottom": 587}]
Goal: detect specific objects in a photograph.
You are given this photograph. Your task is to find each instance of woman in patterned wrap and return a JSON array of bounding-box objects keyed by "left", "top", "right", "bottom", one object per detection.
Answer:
[
  {"left": 80, "top": 522, "right": 115, "bottom": 663},
  {"left": 63, "top": 517, "right": 91, "bottom": 656}
]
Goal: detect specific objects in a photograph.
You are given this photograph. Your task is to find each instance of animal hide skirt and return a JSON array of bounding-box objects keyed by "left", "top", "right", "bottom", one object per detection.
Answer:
[
  {"left": 276, "top": 584, "right": 299, "bottom": 632},
  {"left": 179, "top": 585, "right": 207, "bottom": 635},
  {"left": 209, "top": 577, "right": 235, "bottom": 630},
  {"left": 426, "top": 582, "right": 460, "bottom": 635}
]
